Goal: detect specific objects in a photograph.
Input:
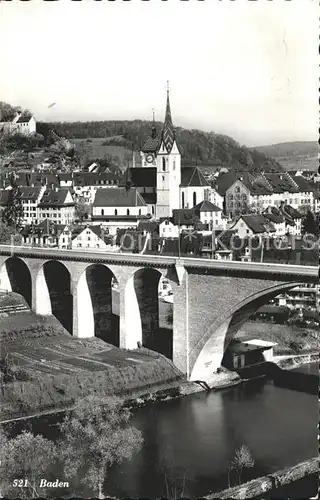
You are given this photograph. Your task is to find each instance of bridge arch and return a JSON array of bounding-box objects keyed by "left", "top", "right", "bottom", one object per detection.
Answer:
[
  {"left": 190, "top": 281, "right": 306, "bottom": 381},
  {"left": 75, "top": 263, "right": 119, "bottom": 345},
  {"left": 0, "top": 256, "right": 32, "bottom": 307},
  {"left": 124, "top": 266, "right": 174, "bottom": 357},
  {"left": 36, "top": 260, "right": 73, "bottom": 333}
]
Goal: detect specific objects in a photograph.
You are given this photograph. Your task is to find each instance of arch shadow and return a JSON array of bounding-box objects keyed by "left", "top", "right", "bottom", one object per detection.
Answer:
[
  {"left": 1, "top": 257, "right": 32, "bottom": 307},
  {"left": 85, "top": 264, "right": 119, "bottom": 346},
  {"left": 131, "top": 268, "right": 173, "bottom": 358},
  {"left": 43, "top": 260, "right": 73, "bottom": 333}
]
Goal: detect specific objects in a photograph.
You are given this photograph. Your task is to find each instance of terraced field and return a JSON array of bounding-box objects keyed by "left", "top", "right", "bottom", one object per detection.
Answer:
[{"left": 0, "top": 293, "right": 183, "bottom": 420}]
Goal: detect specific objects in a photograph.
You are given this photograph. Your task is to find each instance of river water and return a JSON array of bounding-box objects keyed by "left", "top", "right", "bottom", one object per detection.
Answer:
[{"left": 6, "top": 363, "right": 318, "bottom": 498}]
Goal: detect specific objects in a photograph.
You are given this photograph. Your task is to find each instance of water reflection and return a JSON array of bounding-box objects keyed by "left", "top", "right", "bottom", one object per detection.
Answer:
[{"left": 3, "top": 370, "right": 318, "bottom": 498}]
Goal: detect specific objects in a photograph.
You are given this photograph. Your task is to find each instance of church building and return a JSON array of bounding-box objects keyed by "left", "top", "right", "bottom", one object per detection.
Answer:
[{"left": 120, "top": 87, "right": 214, "bottom": 220}]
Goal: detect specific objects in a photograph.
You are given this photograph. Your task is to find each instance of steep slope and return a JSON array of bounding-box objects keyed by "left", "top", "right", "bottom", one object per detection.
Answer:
[{"left": 38, "top": 120, "right": 283, "bottom": 173}]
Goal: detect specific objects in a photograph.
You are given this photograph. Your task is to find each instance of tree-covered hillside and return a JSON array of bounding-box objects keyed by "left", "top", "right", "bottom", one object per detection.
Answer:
[{"left": 38, "top": 120, "right": 283, "bottom": 172}]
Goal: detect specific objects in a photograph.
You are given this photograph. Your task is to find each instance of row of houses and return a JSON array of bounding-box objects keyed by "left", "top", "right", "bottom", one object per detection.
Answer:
[
  {"left": 0, "top": 186, "right": 75, "bottom": 225},
  {"left": 214, "top": 170, "right": 320, "bottom": 217},
  {"left": 0, "top": 179, "right": 310, "bottom": 240}
]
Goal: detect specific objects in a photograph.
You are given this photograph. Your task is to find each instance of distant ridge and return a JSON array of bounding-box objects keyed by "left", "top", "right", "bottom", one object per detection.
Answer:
[
  {"left": 254, "top": 141, "right": 318, "bottom": 171},
  {"left": 38, "top": 119, "right": 283, "bottom": 173}
]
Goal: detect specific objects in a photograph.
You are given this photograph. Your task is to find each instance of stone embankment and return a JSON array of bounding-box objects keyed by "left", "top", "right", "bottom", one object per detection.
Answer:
[
  {"left": 206, "top": 457, "right": 319, "bottom": 500},
  {"left": 275, "top": 353, "right": 319, "bottom": 370}
]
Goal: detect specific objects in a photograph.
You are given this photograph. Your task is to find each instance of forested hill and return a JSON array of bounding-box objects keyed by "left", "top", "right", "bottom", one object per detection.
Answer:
[{"left": 37, "top": 120, "right": 282, "bottom": 172}]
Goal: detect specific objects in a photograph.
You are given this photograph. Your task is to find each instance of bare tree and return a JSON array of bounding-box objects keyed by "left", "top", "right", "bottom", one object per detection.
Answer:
[
  {"left": 229, "top": 444, "right": 255, "bottom": 485},
  {"left": 58, "top": 395, "right": 143, "bottom": 499}
]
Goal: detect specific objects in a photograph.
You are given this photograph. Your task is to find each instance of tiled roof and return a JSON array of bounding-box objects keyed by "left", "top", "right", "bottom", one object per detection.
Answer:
[
  {"left": 172, "top": 209, "right": 200, "bottom": 226},
  {"left": 73, "top": 172, "right": 121, "bottom": 186},
  {"left": 0, "top": 189, "right": 11, "bottom": 206},
  {"left": 16, "top": 187, "right": 43, "bottom": 201},
  {"left": 214, "top": 170, "right": 316, "bottom": 197},
  {"left": 180, "top": 167, "right": 209, "bottom": 187},
  {"left": 141, "top": 192, "right": 157, "bottom": 205},
  {"left": 21, "top": 221, "right": 67, "bottom": 237},
  {"left": 194, "top": 200, "right": 222, "bottom": 212},
  {"left": 292, "top": 175, "right": 315, "bottom": 193},
  {"left": 14, "top": 173, "right": 59, "bottom": 187},
  {"left": 58, "top": 173, "right": 72, "bottom": 181},
  {"left": 93, "top": 187, "right": 147, "bottom": 207},
  {"left": 162, "top": 90, "right": 175, "bottom": 153},
  {"left": 262, "top": 173, "right": 298, "bottom": 194},
  {"left": 71, "top": 225, "right": 102, "bottom": 241},
  {"left": 214, "top": 171, "right": 255, "bottom": 195},
  {"left": 263, "top": 207, "right": 285, "bottom": 224},
  {"left": 239, "top": 214, "right": 276, "bottom": 234},
  {"left": 282, "top": 204, "right": 303, "bottom": 220},
  {"left": 137, "top": 220, "right": 158, "bottom": 232},
  {"left": 119, "top": 168, "right": 156, "bottom": 188},
  {"left": 142, "top": 136, "right": 161, "bottom": 153},
  {"left": 39, "top": 189, "right": 74, "bottom": 207},
  {"left": 16, "top": 115, "right": 32, "bottom": 123}
]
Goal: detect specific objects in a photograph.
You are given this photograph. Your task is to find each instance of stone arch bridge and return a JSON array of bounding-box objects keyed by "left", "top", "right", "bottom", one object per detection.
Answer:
[{"left": 0, "top": 246, "right": 318, "bottom": 381}]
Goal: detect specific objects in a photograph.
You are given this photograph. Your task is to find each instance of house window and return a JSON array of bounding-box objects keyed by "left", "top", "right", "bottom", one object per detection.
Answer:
[
  {"left": 101, "top": 209, "right": 104, "bottom": 215},
  {"left": 115, "top": 209, "right": 118, "bottom": 215},
  {"left": 152, "top": 205, "right": 155, "bottom": 214},
  {"left": 138, "top": 209, "right": 141, "bottom": 215},
  {"left": 173, "top": 159, "right": 176, "bottom": 170},
  {"left": 193, "top": 192, "right": 197, "bottom": 207},
  {"left": 162, "top": 176, "right": 165, "bottom": 181},
  {"left": 127, "top": 209, "right": 130, "bottom": 216},
  {"left": 162, "top": 158, "right": 166, "bottom": 171},
  {"left": 182, "top": 192, "right": 185, "bottom": 209},
  {"left": 235, "top": 186, "right": 240, "bottom": 193}
]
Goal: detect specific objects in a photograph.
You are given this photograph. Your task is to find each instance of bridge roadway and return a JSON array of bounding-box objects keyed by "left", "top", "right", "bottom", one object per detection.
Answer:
[{"left": 0, "top": 244, "right": 318, "bottom": 280}]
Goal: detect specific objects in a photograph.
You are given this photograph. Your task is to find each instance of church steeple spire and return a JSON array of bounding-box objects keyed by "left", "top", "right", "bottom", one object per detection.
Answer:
[
  {"left": 151, "top": 108, "right": 156, "bottom": 139},
  {"left": 162, "top": 81, "right": 175, "bottom": 153}
]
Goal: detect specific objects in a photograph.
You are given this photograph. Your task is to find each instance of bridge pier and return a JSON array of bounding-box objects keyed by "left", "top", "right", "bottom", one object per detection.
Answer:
[
  {"left": 0, "top": 261, "right": 12, "bottom": 293},
  {"left": 33, "top": 267, "right": 52, "bottom": 315},
  {"left": 72, "top": 271, "right": 95, "bottom": 338},
  {"left": 172, "top": 273, "right": 190, "bottom": 376},
  {"left": 120, "top": 277, "right": 142, "bottom": 349}
]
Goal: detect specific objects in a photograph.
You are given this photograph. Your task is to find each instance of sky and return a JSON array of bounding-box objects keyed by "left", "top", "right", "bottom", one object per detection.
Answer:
[{"left": 0, "top": 0, "right": 317, "bottom": 147}]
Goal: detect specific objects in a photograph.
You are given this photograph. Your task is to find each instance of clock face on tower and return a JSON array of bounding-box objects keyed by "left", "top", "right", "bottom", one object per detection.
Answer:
[{"left": 146, "top": 154, "right": 154, "bottom": 164}]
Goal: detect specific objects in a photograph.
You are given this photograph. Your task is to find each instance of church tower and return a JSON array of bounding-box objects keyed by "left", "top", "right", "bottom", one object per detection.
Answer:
[{"left": 156, "top": 84, "right": 181, "bottom": 219}]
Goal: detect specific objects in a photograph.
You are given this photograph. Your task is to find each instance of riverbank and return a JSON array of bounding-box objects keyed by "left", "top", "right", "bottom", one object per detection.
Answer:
[
  {"left": 274, "top": 352, "right": 319, "bottom": 370},
  {"left": 206, "top": 457, "right": 319, "bottom": 499},
  {"left": 0, "top": 366, "right": 242, "bottom": 424},
  {"left": 3, "top": 364, "right": 317, "bottom": 499}
]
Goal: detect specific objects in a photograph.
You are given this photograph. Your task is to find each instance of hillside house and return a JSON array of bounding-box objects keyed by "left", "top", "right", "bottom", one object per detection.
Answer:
[
  {"left": 21, "top": 221, "right": 72, "bottom": 248},
  {"left": 73, "top": 172, "right": 121, "bottom": 204},
  {"left": 230, "top": 214, "right": 276, "bottom": 238},
  {"left": 38, "top": 189, "right": 75, "bottom": 225},
  {"left": 193, "top": 200, "right": 223, "bottom": 229},
  {"left": 0, "top": 113, "right": 36, "bottom": 136},
  {"left": 71, "top": 225, "right": 116, "bottom": 250}
]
